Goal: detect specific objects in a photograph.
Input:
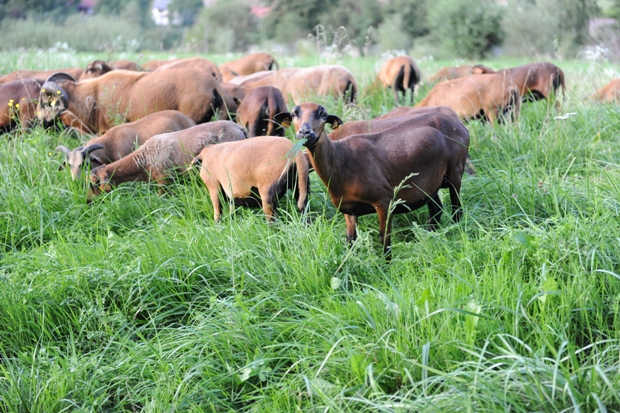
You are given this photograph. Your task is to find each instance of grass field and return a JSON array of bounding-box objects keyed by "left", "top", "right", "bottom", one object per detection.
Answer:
[{"left": 1, "top": 51, "right": 619, "bottom": 412}]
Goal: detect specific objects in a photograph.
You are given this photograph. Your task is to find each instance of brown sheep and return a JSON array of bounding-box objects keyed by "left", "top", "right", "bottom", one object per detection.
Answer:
[
  {"left": 87, "top": 120, "right": 248, "bottom": 200},
  {"left": 144, "top": 57, "right": 222, "bottom": 81},
  {"left": 415, "top": 74, "right": 521, "bottom": 125},
  {"left": 193, "top": 136, "right": 309, "bottom": 222},
  {"left": 427, "top": 65, "right": 475, "bottom": 83},
  {"left": 376, "top": 55, "right": 421, "bottom": 104},
  {"left": 236, "top": 86, "right": 288, "bottom": 137},
  {"left": 0, "top": 67, "right": 84, "bottom": 85},
  {"left": 274, "top": 103, "right": 469, "bottom": 257},
  {"left": 472, "top": 62, "right": 565, "bottom": 108},
  {"left": 79, "top": 60, "right": 114, "bottom": 80},
  {"left": 56, "top": 110, "right": 196, "bottom": 180},
  {"left": 228, "top": 65, "right": 357, "bottom": 105},
  {"left": 219, "top": 83, "right": 246, "bottom": 121},
  {"left": 220, "top": 52, "right": 279, "bottom": 83},
  {"left": 592, "top": 78, "right": 620, "bottom": 103},
  {"left": 110, "top": 60, "right": 141, "bottom": 71},
  {"left": 38, "top": 69, "right": 225, "bottom": 134},
  {"left": 0, "top": 78, "right": 44, "bottom": 134}
]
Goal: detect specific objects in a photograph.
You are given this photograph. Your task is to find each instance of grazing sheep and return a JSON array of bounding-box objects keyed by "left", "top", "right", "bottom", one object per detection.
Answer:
[
  {"left": 374, "top": 105, "right": 460, "bottom": 121},
  {"left": 0, "top": 67, "right": 84, "bottom": 85},
  {"left": 592, "top": 78, "right": 620, "bottom": 103},
  {"left": 87, "top": 120, "right": 248, "bottom": 200},
  {"left": 193, "top": 136, "right": 309, "bottom": 222},
  {"left": 110, "top": 60, "right": 141, "bottom": 71},
  {"left": 219, "top": 52, "right": 279, "bottom": 83},
  {"left": 144, "top": 57, "right": 222, "bottom": 81},
  {"left": 0, "top": 78, "right": 44, "bottom": 134},
  {"left": 219, "top": 83, "right": 246, "bottom": 121},
  {"left": 427, "top": 65, "right": 475, "bottom": 83},
  {"left": 275, "top": 103, "right": 469, "bottom": 257},
  {"left": 229, "top": 65, "right": 357, "bottom": 105},
  {"left": 79, "top": 60, "right": 114, "bottom": 80},
  {"left": 56, "top": 110, "right": 196, "bottom": 180},
  {"left": 472, "top": 62, "right": 565, "bottom": 108},
  {"left": 416, "top": 74, "right": 521, "bottom": 125},
  {"left": 376, "top": 55, "right": 421, "bottom": 104},
  {"left": 38, "top": 69, "right": 224, "bottom": 134},
  {"left": 236, "top": 86, "right": 288, "bottom": 137}
]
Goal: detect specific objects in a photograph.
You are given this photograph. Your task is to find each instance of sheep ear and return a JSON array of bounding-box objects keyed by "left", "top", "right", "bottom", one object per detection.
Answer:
[
  {"left": 58, "top": 161, "right": 66, "bottom": 171},
  {"left": 89, "top": 153, "right": 104, "bottom": 166},
  {"left": 326, "top": 115, "right": 343, "bottom": 130},
  {"left": 273, "top": 112, "right": 292, "bottom": 127}
]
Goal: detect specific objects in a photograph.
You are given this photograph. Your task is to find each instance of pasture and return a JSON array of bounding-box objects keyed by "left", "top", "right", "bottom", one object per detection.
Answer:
[{"left": 1, "top": 50, "right": 620, "bottom": 412}]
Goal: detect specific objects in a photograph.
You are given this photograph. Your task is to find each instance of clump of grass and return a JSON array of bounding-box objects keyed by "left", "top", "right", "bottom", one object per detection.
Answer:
[{"left": 1, "top": 52, "right": 619, "bottom": 412}]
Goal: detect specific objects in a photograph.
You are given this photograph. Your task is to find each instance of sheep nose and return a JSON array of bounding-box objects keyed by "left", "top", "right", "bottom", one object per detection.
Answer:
[{"left": 297, "top": 125, "right": 315, "bottom": 139}]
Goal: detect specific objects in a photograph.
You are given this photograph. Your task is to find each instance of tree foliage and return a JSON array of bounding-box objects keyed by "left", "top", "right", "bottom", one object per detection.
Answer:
[
  {"left": 187, "top": 0, "right": 259, "bottom": 52},
  {"left": 427, "top": 0, "right": 504, "bottom": 59},
  {"left": 0, "top": 0, "right": 73, "bottom": 21},
  {"left": 168, "top": 0, "right": 203, "bottom": 27}
]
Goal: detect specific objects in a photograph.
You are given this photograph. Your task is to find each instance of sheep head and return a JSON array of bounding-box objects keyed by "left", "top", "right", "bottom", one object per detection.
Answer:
[
  {"left": 274, "top": 103, "right": 342, "bottom": 148},
  {"left": 38, "top": 72, "right": 74, "bottom": 128},
  {"left": 56, "top": 143, "right": 105, "bottom": 180}
]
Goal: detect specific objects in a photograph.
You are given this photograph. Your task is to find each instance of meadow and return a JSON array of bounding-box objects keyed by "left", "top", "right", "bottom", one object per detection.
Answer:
[{"left": 0, "top": 49, "right": 619, "bottom": 412}]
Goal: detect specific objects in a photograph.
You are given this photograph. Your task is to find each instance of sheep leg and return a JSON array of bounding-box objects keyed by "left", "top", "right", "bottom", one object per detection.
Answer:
[
  {"left": 208, "top": 185, "right": 222, "bottom": 222},
  {"left": 261, "top": 184, "right": 278, "bottom": 222},
  {"left": 447, "top": 176, "right": 462, "bottom": 222},
  {"left": 427, "top": 192, "right": 443, "bottom": 230},
  {"left": 345, "top": 214, "right": 358, "bottom": 244},
  {"left": 375, "top": 204, "right": 392, "bottom": 259}
]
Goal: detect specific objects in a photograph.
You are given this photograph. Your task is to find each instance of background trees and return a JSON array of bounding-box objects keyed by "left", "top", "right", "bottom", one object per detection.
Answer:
[{"left": 0, "top": 0, "right": 609, "bottom": 56}]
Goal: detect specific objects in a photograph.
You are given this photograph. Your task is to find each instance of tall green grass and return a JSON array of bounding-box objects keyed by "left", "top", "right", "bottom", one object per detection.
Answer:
[{"left": 0, "top": 52, "right": 619, "bottom": 412}]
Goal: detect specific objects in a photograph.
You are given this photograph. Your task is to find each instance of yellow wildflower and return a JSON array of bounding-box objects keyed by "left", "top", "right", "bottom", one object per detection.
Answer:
[{"left": 15, "top": 103, "right": 19, "bottom": 109}]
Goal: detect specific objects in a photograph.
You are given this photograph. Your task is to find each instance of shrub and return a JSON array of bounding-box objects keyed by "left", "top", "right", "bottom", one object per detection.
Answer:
[
  {"left": 502, "top": 0, "right": 599, "bottom": 58},
  {"left": 185, "top": 0, "right": 259, "bottom": 52},
  {"left": 426, "top": 0, "right": 504, "bottom": 59}
]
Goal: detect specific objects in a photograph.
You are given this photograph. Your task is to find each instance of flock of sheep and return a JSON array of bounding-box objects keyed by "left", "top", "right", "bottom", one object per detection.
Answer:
[{"left": 2, "top": 51, "right": 614, "bottom": 256}]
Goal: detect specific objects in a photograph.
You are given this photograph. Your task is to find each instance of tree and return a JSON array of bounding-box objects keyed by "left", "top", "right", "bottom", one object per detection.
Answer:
[
  {"left": 427, "top": 0, "right": 504, "bottom": 59},
  {"left": 262, "top": 0, "right": 340, "bottom": 44},
  {"left": 168, "top": 0, "right": 203, "bottom": 27},
  {"left": 0, "top": 0, "right": 73, "bottom": 21},
  {"left": 96, "top": 0, "right": 127, "bottom": 15}
]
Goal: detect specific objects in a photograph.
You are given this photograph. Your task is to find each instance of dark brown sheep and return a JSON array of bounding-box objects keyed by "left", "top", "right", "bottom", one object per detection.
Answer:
[
  {"left": 229, "top": 65, "right": 357, "bottom": 105},
  {"left": 472, "top": 62, "right": 565, "bottom": 107},
  {"left": 416, "top": 74, "right": 521, "bottom": 125},
  {"left": 274, "top": 103, "right": 469, "bottom": 257},
  {"left": 79, "top": 60, "right": 114, "bottom": 80},
  {"left": 37, "top": 69, "right": 225, "bottom": 134},
  {"left": 193, "top": 136, "right": 309, "bottom": 222},
  {"left": 87, "top": 120, "right": 248, "bottom": 200},
  {"left": 0, "top": 78, "right": 43, "bottom": 134},
  {"left": 220, "top": 52, "right": 279, "bottom": 83},
  {"left": 236, "top": 86, "right": 288, "bottom": 137},
  {"left": 56, "top": 110, "right": 196, "bottom": 180},
  {"left": 219, "top": 83, "right": 246, "bottom": 121},
  {"left": 376, "top": 55, "right": 421, "bottom": 104}
]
